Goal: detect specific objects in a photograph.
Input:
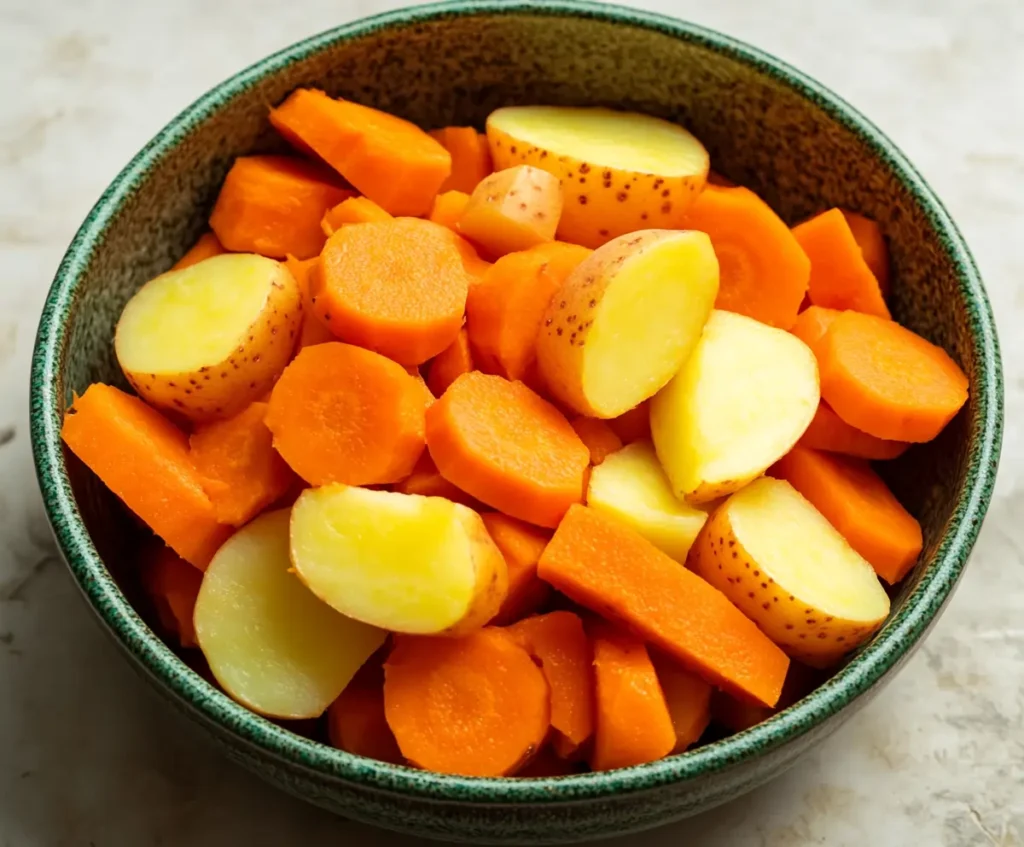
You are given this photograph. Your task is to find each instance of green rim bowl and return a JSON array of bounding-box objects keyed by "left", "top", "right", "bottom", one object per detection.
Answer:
[{"left": 30, "top": 1, "right": 1003, "bottom": 843}]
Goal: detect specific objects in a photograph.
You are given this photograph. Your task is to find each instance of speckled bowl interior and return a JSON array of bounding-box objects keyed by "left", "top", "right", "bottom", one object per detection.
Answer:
[{"left": 31, "top": 1, "right": 1002, "bottom": 844}]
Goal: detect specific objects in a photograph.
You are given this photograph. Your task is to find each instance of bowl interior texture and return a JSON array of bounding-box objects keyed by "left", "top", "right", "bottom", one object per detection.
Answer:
[{"left": 31, "top": 1, "right": 1001, "bottom": 843}]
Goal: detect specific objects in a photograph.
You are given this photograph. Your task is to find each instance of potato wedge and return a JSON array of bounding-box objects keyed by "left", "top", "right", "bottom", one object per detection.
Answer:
[
  {"left": 536, "top": 229, "right": 718, "bottom": 418},
  {"left": 586, "top": 440, "right": 708, "bottom": 563},
  {"left": 290, "top": 485, "right": 507, "bottom": 635},
  {"left": 688, "top": 477, "right": 890, "bottom": 667},
  {"left": 194, "top": 510, "right": 385, "bottom": 719},
  {"left": 487, "top": 106, "right": 709, "bottom": 248},
  {"left": 116, "top": 254, "right": 302, "bottom": 421},
  {"left": 457, "top": 165, "right": 562, "bottom": 257},
  {"left": 650, "top": 310, "right": 819, "bottom": 503}
]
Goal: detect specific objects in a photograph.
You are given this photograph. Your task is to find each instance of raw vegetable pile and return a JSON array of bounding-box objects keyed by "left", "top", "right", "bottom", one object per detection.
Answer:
[{"left": 62, "top": 90, "right": 969, "bottom": 778}]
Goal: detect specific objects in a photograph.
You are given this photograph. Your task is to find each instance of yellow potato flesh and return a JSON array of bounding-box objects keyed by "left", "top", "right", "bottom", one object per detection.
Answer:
[{"left": 194, "top": 510, "right": 385, "bottom": 719}]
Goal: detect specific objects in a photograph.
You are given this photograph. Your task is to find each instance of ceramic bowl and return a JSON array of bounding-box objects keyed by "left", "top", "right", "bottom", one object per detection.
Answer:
[{"left": 31, "top": 1, "right": 1002, "bottom": 843}]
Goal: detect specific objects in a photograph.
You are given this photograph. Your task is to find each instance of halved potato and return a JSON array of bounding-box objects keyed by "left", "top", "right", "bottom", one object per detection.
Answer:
[
  {"left": 586, "top": 440, "right": 709, "bottom": 563},
  {"left": 290, "top": 485, "right": 507, "bottom": 635},
  {"left": 688, "top": 477, "right": 890, "bottom": 667},
  {"left": 487, "top": 106, "right": 709, "bottom": 248},
  {"left": 116, "top": 253, "right": 302, "bottom": 421},
  {"left": 650, "top": 310, "right": 819, "bottom": 504},
  {"left": 194, "top": 510, "right": 385, "bottom": 719},
  {"left": 536, "top": 229, "right": 718, "bottom": 418}
]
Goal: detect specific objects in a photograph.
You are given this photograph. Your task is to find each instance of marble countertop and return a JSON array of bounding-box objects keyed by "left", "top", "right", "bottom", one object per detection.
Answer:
[{"left": 1, "top": 1, "right": 1022, "bottom": 844}]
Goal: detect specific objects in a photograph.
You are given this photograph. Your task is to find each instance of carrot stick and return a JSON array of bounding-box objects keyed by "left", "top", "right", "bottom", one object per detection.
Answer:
[
  {"left": 428, "top": 190, "right": 470, "bottom": 231},
  {"left": 681, "top": 186, "right": 809, "bottom": 329},
  {"left": 482, "top": 512, "right": 552, "bottom": 624},
  {"left": 384, "top": 629, "right": 550, "bottom": 776},
  {"left": 570, "top": 417, "right": 622, "bottom": 466},
  {"left": 142, "top": 545, "right": 203, "bottom": 647},
  {"left": 209, "top": 155, "right": 351, "bottom": 259},
  {"left": 189, "top": 401, "right": 295, "bottom": 527},
  {"left": 651, "top": 653, "right": 712, "bottom": 752},
  {"left": 770, "top": 446, "right": 923, "bottom": 584},
  {"left": 793, "top": 208, "right": 891, "bottom": 318},
  {"left": 394, "top": 452, "right": 482, "bottom": 509},
  {"left": 538, "top": 504, "right": 790, "bottom": 707},
  {"left": 506, "top": 611, "right": 595, "bottom": 758},
  {"left": 430, "top": 127, "right": 493, "bottom": 194},
  {"left": 607, "top": 401, "right": 650, "bottom": 444},
  {"left": 841, "top": 210, "right": 890, "bottom": 297},
  {"left": 314, "top": 218, "right": 470, "bottom": 365},
  {"left": 589, "top": 623, "right": 675, "bottom": 771},
  {"left": 269, "top": 88, "right": 451, "bottom": 216},
  {"left": 321, "top": 196, "right": 393, "bottom": 236},
  {"left": 799, "top": 402, "right": 909, "bottom": 460},
  {"left": 816, "top": 310, "right": 969, "bottom": 442},
  {"left": 425, "top": 372, "right": 590, "bottom": 528},
  {"left": 171, "top": 232, "right": 225, "bottom": 270},
  {"left": 266, "top": 342, "right": 429, "bottom": 486},
  {"left": 790, "top": 305, "right": 841, "bottom": 358},
  {"left": 61, "top": 384, "right": 231, "bottom": 568},
  {"left": 427, "top": 329, "right": 474, "bottom": 396},
  {"left": 328, "top": 658, "right": 403, "bottom": 764}
]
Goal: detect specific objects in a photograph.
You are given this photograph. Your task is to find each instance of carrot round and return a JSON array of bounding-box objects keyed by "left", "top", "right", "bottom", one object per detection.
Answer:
[
  {"left": 266, "top": 342, "right": 428, "bottom": 486},
  {"left": 681, "top": 185, "right": 809, "bottom": 329},
  {"left": 430, "top": 127, "right": 493, "bottom": 194},
  {"left": 321, "top": 196, "right": 393, "bottom": 236},
  {"left": 284, "top": 255, "right": 336, "bottom": 349},
  {"left": 427, "top": 329, "right": 474, "bottom": 396},
  {"left": 771, "top": 446, "right": 923, "bottom": 584},
  {"left": 384, "top": 629, "right": 550, "bottom": 776},
  {"left": 269, "top": 88, "right": 450, "bottom": 216},
  {"left": 429, "top": 190, "right": 471, "bottom": 231},
  {"left": 482, "top": 512, "right": 552, "bottom": 625},
  {"left": 61, "top": 384, "right": 231, "bottom": 569},
  {"left": 790, "top": 305, "right": 841, "bottom": 358},
  {"left": 607, "top": 401, "right": 650, "bottom": 444},
  {"left": 570, "top": 417, "right": 623, "bottom": 466},
  {"left": 171, "top": 232, "right": 225, "bottom": 271},
  {"left": 142, "top": 545, "right": 204, "bottom": 648},
  {"left": 793, "top": 208, "right": 891, "bottom": 318},
  {"left": 537, "top": 504, "right": 790, "bottom": 707},
  {"left": 394, "top": 452, "right": 481, "bottom": 509},
  {"left": 313, "top": 218, "right": 470, "bottom": 365},
  {"left": 328, "top": 659, "right": 403, "bottom": 764},
  {"left": 816, "top": 310, "right": 969, "bottom": 442},
  {"left": 841, "top": 210, "right": 890, "bottom": 297},
  {"left": 425, "top": 372, "right": 590, "bottom": 528},
  {"left": 799, "top": 402, "right": 909, "bottom": 460},
  {"left": 589, "top": 624, "right": 675, "bottom": 771}
]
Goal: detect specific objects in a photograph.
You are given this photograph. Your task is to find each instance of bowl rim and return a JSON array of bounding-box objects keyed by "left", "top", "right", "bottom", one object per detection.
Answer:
[{"left": 31, "top": 0, "right": 1002, "bottom": 803}]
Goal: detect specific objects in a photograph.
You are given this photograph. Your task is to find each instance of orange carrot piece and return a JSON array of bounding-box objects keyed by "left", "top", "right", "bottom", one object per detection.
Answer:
[
  {"left": 314, "top": 218, "right": 469, "bottom": 365},
  {"left": 269, "top": 88, "right": 451, "bottom": 216},
  {"left": 799, "top": 402, "right": 909, "bottom": 460},
  {"left": 482, "top": 512, "right": 552, "bottom": 625},
  {"left": 266, "top": 342, "right": 428, "bottom": 486},
  {"left": 538, "top": 505, "right": 790, "bottom": 707},
  {"left": 570, "top": 417, "right": 622, "bottom": 466},
  {"left": 507, "top": 611, "right": 595, "bottom": 758},
  {"left": 171, "top": 232, "right": 225, "bottom": 270},
  {"left": 653, "top": 656, "right": 712, "bottom": 752},
  {"left": 793, "top": 208, "right": 891, "bottom": 318},
  {"left": 394, "top": 452, "right": 481, "bottom": 508},
  {"left": 142, "top": 545, "right": 203, "bottom": 647},
  {"left": 328, "top": 659, "right": 403, "bottom": 764},
  {"left": 841, "top": 210, "right": 890, "bottom": 297},
  {"left": 284, "top": 255, "right": 335, "bottom": 349},
  {"left": 321, "top": 196, "right": 393, "bottom": 236},
  {"left": 607, "top": 401, "right": 650, "bottom": 444},
  {"left": 427, "top": 329, "right": 474, "bottom": 396},
  {"left": 430, "top": 127, "right": 493, "bottom": 194},
  {"left": 589, "top": 624, "right": 675, "bottom": 771},
  {"left": 790, "top": 305, "right": 841, "bottom": 358},
  {"left": 712, "top": 661, "right": 824, "bottom": 732},
  {"left": 817, "top": 310, "right": 969, "bottom": 442},
  {"left": 188, "top": 402, "right": 295, "bottom": 527},
  {"left": 425, "top": 372, "right": 590, "bottom": 528},
  {"left": 771, "top": 446, "right": 923, "bottom": 584},
  {"left": 209, "top": 155, "right": 351, "bottom": 259},
  {"left": 682, "top": 186, "right": 809, "bottom": 329},
  {"left": 428, "top": 190, "right": 471, "bottom": 231},
  {"left": 384, "top": 629, "right": 550, "bottom": 776},
  {"left": 61, "top": 384, "right": 231, "bottom": 569}
]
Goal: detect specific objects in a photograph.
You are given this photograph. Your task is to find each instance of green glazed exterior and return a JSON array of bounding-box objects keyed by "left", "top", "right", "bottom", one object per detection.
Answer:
[{"left": 30, "top": 2, "right": 1002, "bottom": 843}]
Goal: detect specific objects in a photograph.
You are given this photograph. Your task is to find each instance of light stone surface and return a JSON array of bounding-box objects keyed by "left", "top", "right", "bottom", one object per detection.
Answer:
[{"left": 0, "top": 1, "right": 1022, "bottom": 844}]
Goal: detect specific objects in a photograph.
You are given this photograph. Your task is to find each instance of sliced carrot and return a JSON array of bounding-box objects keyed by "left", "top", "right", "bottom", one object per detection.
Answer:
[
  {"left": 269, "top": 88, "right": 450, "bottom": 216},
  {"left": 171, "top": 232, "right": 225, "bottom": 270},
  {"left": 681, "top": 186, "right": 809, "bottom": 329},
  {"left": 328, "top": 659, "right": 403, "bottom": 764},
  {"left": 652, "top": 655, "right": 712, "bottom": 752},
  {"left": 817, "top": 310, "right": 969, "bottom": 442},
  {"left": 429, "top": 127, "right": 492, "bottom": 194},
  {"left": 209, "top": 155, "right": 351, "bottom": 259},
  {"left": 394, "top": 452, "right": 481, "bottom": 509},
  {"left": 507, "top": 611, "right": 594, "bottom": 758},
  {"left": 427, "top": 329, "right": 474, "bottom": 396},
  {"left": 570, "top": 417, "right": 622, "bottom": 466},
  {"left": 799, "top": 402, "right": 909, "bottom": 460},
  {"left": 790, "top": 305, "right": 841, "bottom": 358},
  {"left": 384, "top": 629, "right": 550, "bottom": 776},
  {"left": 428, "top": 190, "right": 471, "bottom": 231},
  {"left": 589, "top": 623, "right": 675, "bottom": 771},
  {"left": 266, "top": 342, "right": 428, "bottom": 486},
  {"left": 841, "top": 210, "right": 890, "bottom": 298},
  {"left": 537, "top": 504, "right": 790, "bottom": 707},
  {"left": 314, "top": 218, "right": 469, "bottom": 365},
  {"left": 425, "top": 372, "right": 590, "bottom": 528},
  {"left": 481, "top": 512, "right": 552, "bottom": 624},
  {"left": 793, "top": 208, "right": 891, "bottom": 318},
  {"left": 771, "top": 446, "right": 923, "bottom": 584},
  {"left": 712, "top": 661, "right": 824, "bottom": 732},
  {"left": 61, "top": 384, "right": 231, "bottom": 569},
  {"left": 282, "top": 255, "right": 334, "bottom": 349},
  {"left": 320, "top": 196, "right": 393, "bottom": 236},
  {"left": 142, "top": 545, "right": 203, "bottom": 647},
  {"left": 607, "top": 401, "right": 650, "bottom": 444}
]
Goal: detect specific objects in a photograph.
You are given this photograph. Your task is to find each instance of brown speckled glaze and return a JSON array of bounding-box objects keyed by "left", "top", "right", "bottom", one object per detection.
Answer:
[{"left": 30, "top": 2, "right": 1001, "bottom": 843}]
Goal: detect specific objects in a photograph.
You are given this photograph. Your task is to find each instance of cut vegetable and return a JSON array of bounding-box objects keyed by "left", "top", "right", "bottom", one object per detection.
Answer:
[
  {"left": 427, "top": 329, "right": 474, "bottom": 396},
  {"left": 321, "top": 196, "right": 392, "bottom": 236},
  {"left": 142, "top": 545, "right": 203, "bottom": 648},
  {"left": 790, "top": 305, "right": 841, "bottom": 358},
  {"left": 711, "top": 661, "right": 824, "bottom": 732},
  {"left": 394, "top": 452, "right": 481, "bottom": 508},
  {"left": 327, "top": 659, "right": 403, "bottom": 764},
  {"left": 607, "top": 401, "right": 650, "bottom": 444},
  {"left": 428, "top": 190, "right": 471, "bottom": 231},
  {"left": 570, "top": 417, "right": 622, "bottom": 466},
  {"left": 840, "top": 210, "right": 890, "bottom": 297},
  {"left": 652, "top": 655, "right": 712, "bottom": 753},
  {"left": 798, "top": 402, "right": 909, "bottom": 460},
  {"left": 284, "top": 255, "right": 336, "bottom": 350},
  {"left": 430, "top": 127, "right": 493, "bottom": 194},
  {"left": 481, "top": 512, "right": 552, "bottom": 625},
  {"left": 171, "top": 232, "right": 225, "bottom": 271}
]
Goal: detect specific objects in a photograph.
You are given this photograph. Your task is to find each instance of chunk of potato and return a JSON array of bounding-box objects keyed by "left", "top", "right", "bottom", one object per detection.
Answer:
[
  {"left": 194, "top": 510, "right": 385, "bottom": 719},
  {"left": 457, "top": 165, "right": 562, "bottom": 257},
  {"left": 650, "top": 310, "right": 819, "bottom": 503},
  {"left": 536, "top": 229, "right": 718, "bottom": 418},
  {"left": 688, "top": 477, "right": 890, "bottom": 667},
  {"left": 290, "top": 485, "right": 507, "bottom": 635},
  {"left": 116, "top": 254, "right": 302, "bottom": 421},
  {"left": 586, "top": 440, "right": 709, "bottom": 563},
  {"left": 487, "top": 106, "right": 709, "bottom": 248}
]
